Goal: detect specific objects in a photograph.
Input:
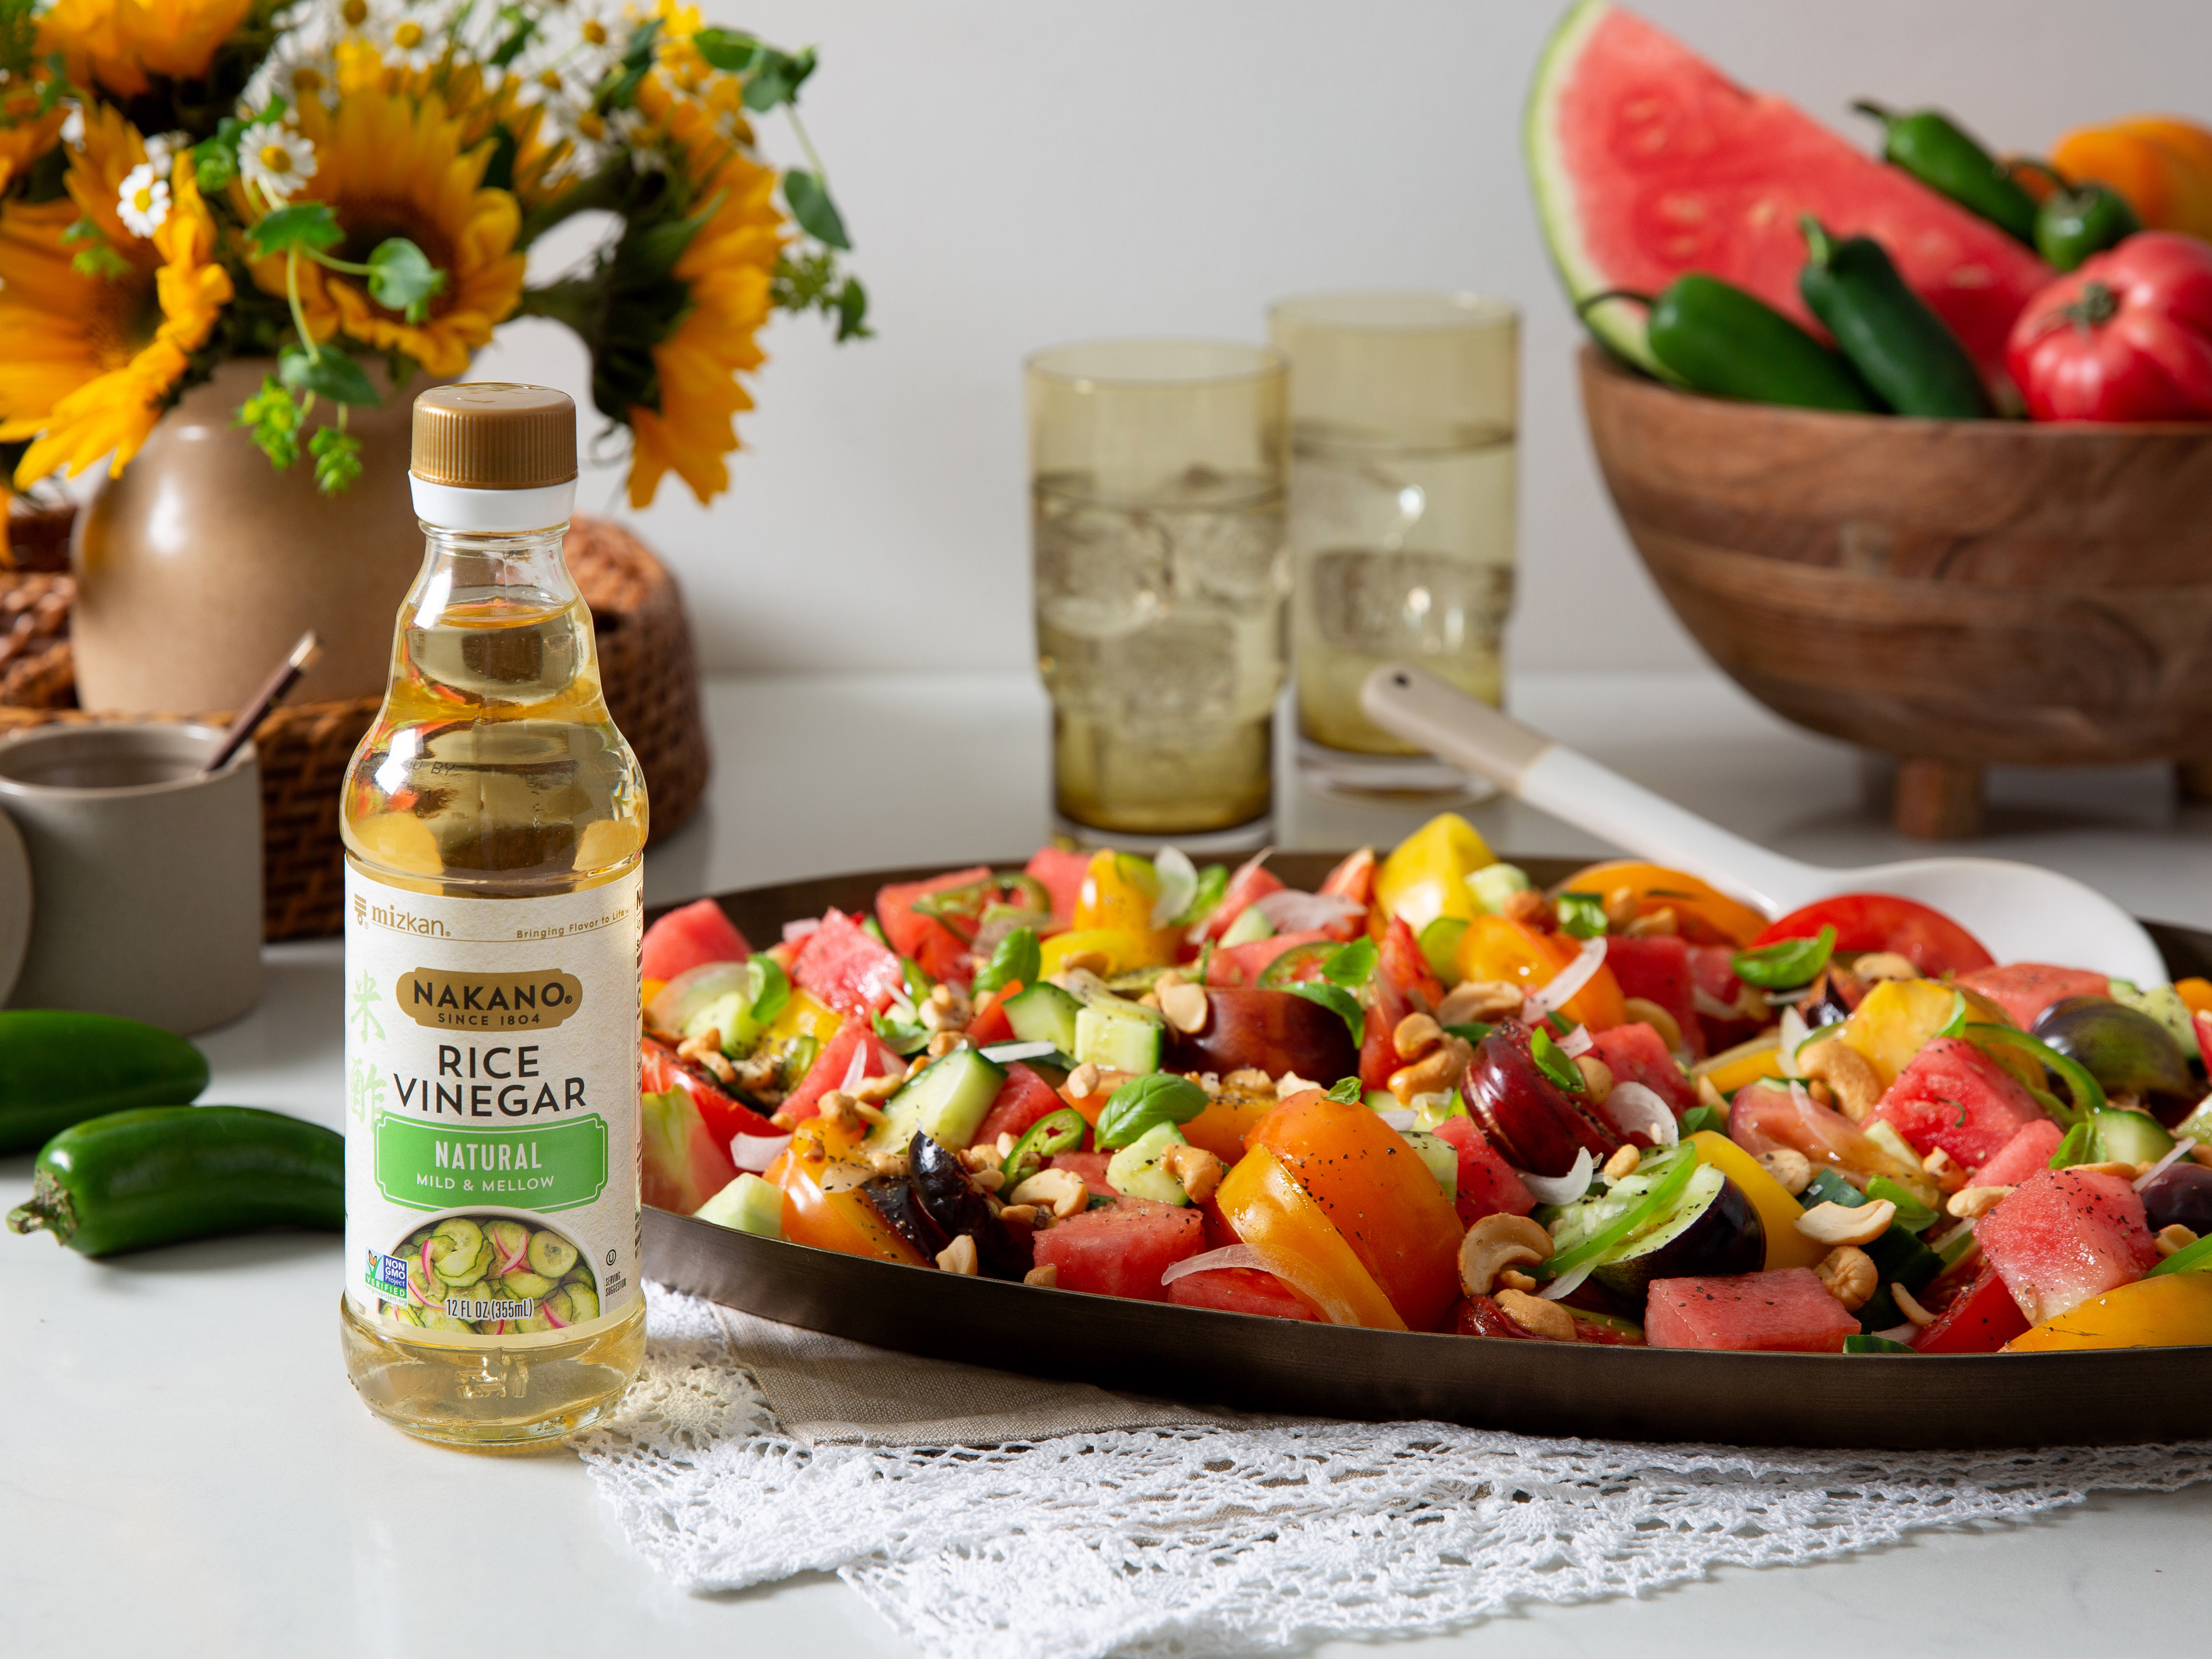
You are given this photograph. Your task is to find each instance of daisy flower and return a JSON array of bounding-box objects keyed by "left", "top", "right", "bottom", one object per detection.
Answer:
[
  {"left": 238, "top": 119, "right": 319, "bottom": 204},
  {"left": 115, "top": 161, "right": 170, "bottom": 237}
]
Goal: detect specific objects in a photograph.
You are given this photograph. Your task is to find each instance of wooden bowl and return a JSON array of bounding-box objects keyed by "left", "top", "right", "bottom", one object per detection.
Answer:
[{"left": 1577, "top": 344, "right": 2212, "bottom": 837}]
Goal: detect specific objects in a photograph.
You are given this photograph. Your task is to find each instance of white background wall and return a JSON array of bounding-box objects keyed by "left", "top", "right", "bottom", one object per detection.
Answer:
[{"left": 473, "top": 0, "right": 2212, "bottom": 677}]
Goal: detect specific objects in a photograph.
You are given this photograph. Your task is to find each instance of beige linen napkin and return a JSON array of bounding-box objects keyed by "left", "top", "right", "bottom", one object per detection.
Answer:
[{"left": 713, "top": 1304, "right": 1313, "bottom": 1446}]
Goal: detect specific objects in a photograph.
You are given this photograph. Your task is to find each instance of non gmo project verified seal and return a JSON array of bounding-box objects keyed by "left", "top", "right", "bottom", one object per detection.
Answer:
[{"left": 367, "top": 1249, "right": 412, "bottom": 1300}]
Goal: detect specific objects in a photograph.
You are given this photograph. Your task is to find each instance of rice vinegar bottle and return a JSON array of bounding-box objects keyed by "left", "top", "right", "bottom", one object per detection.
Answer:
[{"left": 338, "top": 384, "right": 649, "bottom": 1445}]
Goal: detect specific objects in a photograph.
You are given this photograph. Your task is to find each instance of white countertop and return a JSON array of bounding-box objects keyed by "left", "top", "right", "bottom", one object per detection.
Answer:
[{"left": 8, "top": 667, "right": 2207, "bottom": 1657}]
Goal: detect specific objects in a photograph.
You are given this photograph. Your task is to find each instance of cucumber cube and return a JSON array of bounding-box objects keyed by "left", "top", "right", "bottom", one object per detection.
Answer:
[
  {"left": 696, "top": 1172, "right": 785, "bottom": 1240},
  {"left": 865, "top": 1047, "right": 1008, "bottom": 1154},
  {"left": 1075, "top": 1005, "right": 1161, "bottom": 1074},
  {"left": 1003, "top": 981, "right": 1082, "bottom": 1054},
  {"left": 1105, "top": 1121, "right": 1188, "bottom": 1205},
  {"left": 1402, "top": 1128, "right": 1458, "bottom": 1201}
]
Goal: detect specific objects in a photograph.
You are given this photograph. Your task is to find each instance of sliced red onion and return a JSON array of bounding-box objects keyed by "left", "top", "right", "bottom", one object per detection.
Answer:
[
  {"left": 1151, "top": 846, "right": 1199, "bottom": 929},
  {"left": 1604, "top": 1081, "right": 1679, "bottom": 1148},
  {"left": 1375, "top": 1106, "right": 1418, "bottom": 1133},
  {"left": 732, "top": 1133, "right": 792, "bottom": 1173},
  {"left": 420, "top": 1238, "right": 437, "bottom": 1287},
  {"left": 1537, "top": 1258, "right": 1594, "bottom": 1302},
  {"left": 782, "top": 917, "right": 822, "bottom": 944},
  {"left": 1873, "top": 1324, "right": 1918, "bottom": 1344},
  {"left": 1159, "top": 1243, "right": 1267, "bottom": 1286},
  {"left": 495, "top": 1234, "right": 528, "bottom": 1275},
  {"left": 1520, "top": 1147, "right": 1593, "bottom": 1207},
  {"left": 1777, "top": 1006, "right": 1810, "bottom": 1078},
  {"left": 1253, "top": 888, "right": 1366, "bottom": 933},
  {"left": 1522, "top": 936, "right": 1608, "bottom": 1021},
  {"left": 1555, "top": 1024, "right": 1593, "bottom": 1059},
  {"left": 2136, "top": 1138, "right": 2198, "bottom": 1191},
  {"left": 540, "top": 1298, "right": 569, "bottom": 1330},
  {"left": 839, "top": 1041, "right": 870, "bottom": 1092}
]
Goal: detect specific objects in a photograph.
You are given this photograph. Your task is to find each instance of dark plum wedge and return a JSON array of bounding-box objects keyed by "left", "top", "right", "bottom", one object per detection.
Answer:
[
  {"left": 2141, "top": 1162, "right": 2212, "bottom": 1236},
  {"left": 2033, "top": 996, "right": 2197, "bottom": 1119},
  {"left": 909, "top": 1131, "right": 1031, "bottom": 1280},
  {"left": 1463, "top": 1018, "right": 1622, "bottom": 1178},
  {"left": 1164, "top": 987, "right": 1359, "bottom": 1085}
]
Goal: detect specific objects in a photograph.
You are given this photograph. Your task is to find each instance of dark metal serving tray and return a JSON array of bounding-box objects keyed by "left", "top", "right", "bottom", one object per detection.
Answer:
[{"left": 642, "top": 854, "right": 2212, "bottom": 1450}]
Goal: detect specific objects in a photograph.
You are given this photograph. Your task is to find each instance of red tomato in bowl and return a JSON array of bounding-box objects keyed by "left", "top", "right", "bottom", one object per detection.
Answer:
[{"left": 1749, "top": 894, "right": 1992, "bottom": 977}]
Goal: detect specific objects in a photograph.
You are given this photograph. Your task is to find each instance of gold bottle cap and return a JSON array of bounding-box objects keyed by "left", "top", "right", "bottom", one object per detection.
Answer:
[{"left": 410, "top": 384, "right": 578, "bottom": 490}]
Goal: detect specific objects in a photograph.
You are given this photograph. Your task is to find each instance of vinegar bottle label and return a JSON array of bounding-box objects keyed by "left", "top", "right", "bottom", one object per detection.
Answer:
[{"left": 342, "top": 864, "right": 643, "bottom": 1340}]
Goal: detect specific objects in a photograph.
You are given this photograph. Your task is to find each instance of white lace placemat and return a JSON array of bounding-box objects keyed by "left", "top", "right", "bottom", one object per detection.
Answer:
[{"left": 572, "top": 1284, "right": 2212, "bottom": 1659}]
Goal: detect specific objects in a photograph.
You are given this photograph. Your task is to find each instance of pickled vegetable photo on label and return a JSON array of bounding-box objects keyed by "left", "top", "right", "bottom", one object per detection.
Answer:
[{"left": 368, "top": 1213, "right": 603, "bottom": 1335}]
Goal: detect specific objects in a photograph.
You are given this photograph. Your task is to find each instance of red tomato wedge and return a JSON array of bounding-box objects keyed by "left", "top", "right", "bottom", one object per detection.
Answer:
[
  {"left": 641, "top": 898, "right": 751, "bottom": 982},
  {"left": 641, "top": 1039, "right": 778, "bottom": 1145},
  {"left": 1750, "top": 894, "right": 1993, "bottom": 977},
  {"left": 875, "top": 865, "right": 991, "bottom": 983}
]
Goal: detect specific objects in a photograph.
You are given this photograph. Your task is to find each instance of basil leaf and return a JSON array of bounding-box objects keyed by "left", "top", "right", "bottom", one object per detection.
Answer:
[
  {"left": 1443, "top": 1021, "right": 1491, "bottom": 1046},
  {"left": 1530, "top": 1025, "right": 1584, "bottom": 1093},
  {"left": 1679, "top": 1104, "right": 1728, "bottom": 1137},
  {"left": 1731, "top": 925, "right": 1836, "bottom": 990},
  {"left": 1095, "top": 1073, "right": 1209, "bottom": 1150},
  {"left": 872, "top": 1011, "right": 928, "bottom": 1056},
  {"left": 2048, "top": 1120, "right": 2095, "bottom": 1170},
  {"left": 1324, "top": 1076, "right": 1363, "bottom": 1104},
  {"left": 748, "top": 957, "right": 790, "bottom": 1029},
  {"left": 1320, "top": 936, "right": 1377, "bottom": 990},
  {"left": 1288, "top": 980, "right": 1364, "bottom": 1046},
  {"left": 1555, "top": 891, "right": 1609, "bottom": 940},
  {"left": 972, "top": 927, "right": 1040, "bottom": 999}
]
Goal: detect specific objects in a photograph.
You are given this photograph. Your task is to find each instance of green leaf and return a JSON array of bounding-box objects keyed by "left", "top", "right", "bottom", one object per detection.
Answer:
[
  {"left": 1443, "top": 1021, "right": 1492, "bottom": 1046},
  {"left": 1555, "top": 891, "right": 1609, "bottom": 940},
  {"left": 972, "top": 928, "right": 1041, "bottom": 1001},
  {"left": 900, "top": 957, "right": 933, "bottom": 1006},
  {"left": 692, "top": 29, "right": 817, "bottom": 110},
  {"left": 193, "top": 117, "right": 247, "bottom": 194},
  {"left": 309, "top": 425, "right": 364, "bottom": 495},
  {"left": 1096, "top": 1074, "right": 1209, "bottom": 1150},
  {"left": 1679, "top": 1104, "right": 1728, "bottom": 1137},
  {"left": 366, "top": 238, "right": 446, "bottom": 323},
  {"left": 233, "top": 376, "right": 306, "bottom": 471},
  {"left": 1288, "top": 980, "right": 1365, "bottom": 1047},
  {"left": 1320, "top": 936, "right": 1377, "bottom": 991},
  {"left": 2048, "top": 1120, "right": 2095, "bottom": 1170},
  {"left": 1325, "top": 1076, "right": 1363, "bottom": 1104},
  {"left": 249, "top": 203, "right": 343, "bottom": 259},
  {"left": 1530, "top": 1025, "right": 1585, "bottom": 1094},
  {"left": 279, "top": 345, "right": 380, "bottom": 407},
  {"left": 1731, "top": 925, "right": 1836, "bottom": 990},
  {"left": 488, "top": 6, "right": 538, "bottom": 68},
  {"left": 782, "top": 168, "right": 850, "bottom": 249},
  {"left": 690, "top": 26, "right": 765, "bottom": 72},
  {"left": 872, "top": 1010, "right": 928, "bottom": 1057},
  {"left": 1843, "top": 1334, "right": 1918, "bottom": 1355}
]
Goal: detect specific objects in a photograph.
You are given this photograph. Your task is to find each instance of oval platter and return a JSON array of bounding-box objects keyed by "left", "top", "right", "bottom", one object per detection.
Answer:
[{"left": 641, "top": 854, "right": 2212, "bottom": 1450}]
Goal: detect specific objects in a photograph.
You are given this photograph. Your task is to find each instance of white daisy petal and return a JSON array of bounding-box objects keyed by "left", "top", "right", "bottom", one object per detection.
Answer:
[
  {"left": 116, "top": 163, "right": 171, "bottom": 239},
  {"left": 239, "top": 120, "right": 319, "bottom": 205}
]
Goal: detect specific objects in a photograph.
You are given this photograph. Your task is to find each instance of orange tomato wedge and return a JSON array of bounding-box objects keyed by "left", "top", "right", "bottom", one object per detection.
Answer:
[
  {"left": 1215, "top": 1146, "right": 1406, "bottom": 1330},
  {"left": 1554, "top": 860, "right": 1770, "bottom": 947},
  {"left": 768, "top": 1123, "right": 925, "bottom": 1266},
  {"left": 1456, "top": 912, "right": 1627, "bottom": 1031},
  {"left": 1180, "top": 1087, "right": 1277, "bottom": 1163},
  {"left": 1246, "top": 1089, "right": 1464, "bottom": 1331}
]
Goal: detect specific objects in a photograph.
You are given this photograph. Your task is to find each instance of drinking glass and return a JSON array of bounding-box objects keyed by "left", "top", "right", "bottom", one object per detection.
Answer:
[
  {"left": 1026, "top": 341, "right": 1289, "bottom": 847},
  {"left": 1269, "top": 292, "right": 1519, "bottom": 800}
]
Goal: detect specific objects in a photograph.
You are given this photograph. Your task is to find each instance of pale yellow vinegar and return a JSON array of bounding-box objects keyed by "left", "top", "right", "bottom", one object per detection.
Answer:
[{"left": 340, "top": 527, "right": 649, "bottom": 1445}]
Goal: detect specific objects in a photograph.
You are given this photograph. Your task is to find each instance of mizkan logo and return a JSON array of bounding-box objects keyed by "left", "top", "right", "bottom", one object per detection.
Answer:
[{"left": 394, "top": 967, "right": 584, "bottom": 1031}]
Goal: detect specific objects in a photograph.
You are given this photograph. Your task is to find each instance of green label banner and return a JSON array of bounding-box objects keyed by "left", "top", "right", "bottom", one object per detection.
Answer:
[{"left": 374, "top": 1115, "right": 608, "bottom": 1213}]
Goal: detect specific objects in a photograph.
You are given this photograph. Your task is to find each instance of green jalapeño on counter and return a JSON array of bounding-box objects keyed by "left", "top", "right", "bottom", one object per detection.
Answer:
[{"left": 339, "top": 384, "right": 649, "bottom": 1445}]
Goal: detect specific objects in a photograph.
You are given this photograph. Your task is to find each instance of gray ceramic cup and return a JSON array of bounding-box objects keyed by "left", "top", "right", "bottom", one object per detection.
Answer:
[{"left": 0, "top": 723, "right": 262, "bottom": 1033}]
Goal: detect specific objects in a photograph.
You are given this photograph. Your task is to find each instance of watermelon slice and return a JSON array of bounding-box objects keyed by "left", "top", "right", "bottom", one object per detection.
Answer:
[
  {"left": 1528, "top": 0, "right": 2051, "bottom": 385},
  {"left": 1956, "top": 963, "right": 2110, "bottom": 1030},
  {"left": 1604, "top": 934, "right": 1705, "bottom": 1060},
  {"left": 641, "top": 898, "right": 752, "bottom": 983},
  {"left": 1975, "top": 1167, "right": 2159, "bottom": 1325},
  {"left": 1873, "top": 1036, "right": 2050, "bottom": 1170},
  {"left": 1589, "top": 1020, "right": 1698, "bottom": 1118},
  {"left": 1969, "top": 1117, "right": 2066, "bottom": 1187},
  {"left": 1645, "top": 1267, "right": 1860, "bottom": 1352},
  {"left": 789, "top": 908, "right": 906, "bottom": 1018}
]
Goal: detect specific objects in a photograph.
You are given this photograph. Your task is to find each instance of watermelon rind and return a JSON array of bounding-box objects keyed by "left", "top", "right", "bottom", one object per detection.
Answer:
[{"left": 1525, "top": 0, "right": 1660, "bottom": 373}]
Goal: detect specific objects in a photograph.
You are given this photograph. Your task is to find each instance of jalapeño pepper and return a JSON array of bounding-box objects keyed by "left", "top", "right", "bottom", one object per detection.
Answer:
[
  {"left": 1799, "top": 217, "right": 1993, "bottom": 418},
  {"left": 8, "top": 1106, "right": 343, "bottom": 1256},
  {"left": 1853, "top": 100, "right": 2039, "bottom": 244},
  {"left": 2035, "top": 178, "right": 2142, "bottom": 272},
  {"left": 0, "top": 1009, "right": 209, "bottom": 1154},
  {"left": 1583, "top": 278, "right": 1877, "bottom": 412}
]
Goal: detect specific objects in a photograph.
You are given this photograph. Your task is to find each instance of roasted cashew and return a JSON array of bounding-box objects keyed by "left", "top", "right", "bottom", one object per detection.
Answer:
[
  {"left": 1459, "top": 1213, "right": 1554, "bottom": 1299},
  {"left": 1798, "top": 1037, "right": 1882, "bottom": 1121}
]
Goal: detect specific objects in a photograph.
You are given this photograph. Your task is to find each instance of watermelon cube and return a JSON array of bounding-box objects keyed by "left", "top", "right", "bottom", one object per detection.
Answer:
[
  {"left": 974, "top": 1063, "right": 1069, "bottom": 1149},
  {"left": 876, "top": 865, "right": 991, "bottom": 985},
  {"left": 790, "top": 908, "right": 906, "bottom": 1017},
  {"left": 1956, "top": 963, "right": 2109, "bottom": 1031},
  {"left": 1976, "top": 1167, "right": 2159, "bottom": 1326},
  {"left": 641, "top": 897, "right": 752, "bottom": 983},
  {"left": 1167, "top": 1266, "right": 1320, "bottom": 1321},
  {"left": 1031, "top": 1200, "right": 1205, "bottom": 1301},
  {"left": 1645, "top": 1268, "right": 1861, "bottom": 1353},
  {"left": 1047, "top": 1150, "right": 1118, "bottom": 1199},
  {"left": 1873, "top": 1037, "right": 2049, "bottom": 1169},
  {"left": 777, "top": 1016, "right": 903, "bottom": 1127},
  {"left": 1024, "top": 846, "right": 1092, "bottom": 924},
  {"left": 1589, "top": 1021, "right": 1698, "bottom": 1117},
  {"left": 1969, "top": 1118, "right": 2067, "bottom": 1187},
  {"left": 1603, "top": 934, "right": 1705, "bottom": 1059},
  {"left": 1429, "top": 1115, "right": 1536, "bottom": 1226}
]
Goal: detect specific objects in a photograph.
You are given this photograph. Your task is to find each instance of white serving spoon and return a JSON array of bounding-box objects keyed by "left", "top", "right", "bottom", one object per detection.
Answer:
[{"left": 1361, "top": 663, "right": 2169, "bottom": 986}]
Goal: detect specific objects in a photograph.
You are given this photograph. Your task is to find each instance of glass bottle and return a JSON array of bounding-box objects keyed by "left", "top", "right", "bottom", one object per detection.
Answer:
[{"left": 338, "top": 384, "right": 649, "bottom": 1445}]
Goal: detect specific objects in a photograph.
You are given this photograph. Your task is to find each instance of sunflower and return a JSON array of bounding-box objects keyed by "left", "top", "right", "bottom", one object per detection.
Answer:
[
  {"left": 243, "top": 83, "right": 525, "bottom": 377},
  {"left": 0, "top": 107, "right": 233, "bottom": 483},
  {"left": 39, "top": 0, "right": 255, "bottom": 100},
  {"left": 619, "top": 70, "right": 783, "bottom": 508},
  {"left": 438, "top": 60, "right": 576, "bottom": 212},
  {"left": 0, "top": 97, "right": 67, "bottom": 196}
]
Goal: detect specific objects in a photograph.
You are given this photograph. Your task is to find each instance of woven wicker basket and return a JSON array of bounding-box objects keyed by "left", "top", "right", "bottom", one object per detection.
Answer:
[{"left": 0, "top": 509, "right": 708, "bottom": 940}]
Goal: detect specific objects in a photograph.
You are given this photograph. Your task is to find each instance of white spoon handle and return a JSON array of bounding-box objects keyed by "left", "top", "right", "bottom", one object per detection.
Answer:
[{"left": 1360, "top": 664, "right": 1818, "bottom": 916}]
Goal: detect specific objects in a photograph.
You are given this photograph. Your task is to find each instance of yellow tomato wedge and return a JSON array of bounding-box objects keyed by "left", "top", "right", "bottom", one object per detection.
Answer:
[
  {"left": 1686, "top": 1131, "right": 1828, "bottom": 1271},
  {"left": 1839, "top": 979, "right": 2026, "bottom": 1090},
  {"left": 1040, "top": 927, "right": 1166, "bottom": 977},
  {"left": 1694, "top": 1036, "right": 1783, "bottom": 1096},
  {"left": 762, "top": 986, "right": 842, "bottom": 1048},
  {"left": 1374, "top": 812, "right": 1494, "bottom": 933},
  {"left": 1067, "top": 850, "right": 1179, "bottom": 965},
  {"left": 642, "top": 977, "right": 667, "bottom": 1009},
  {"left": 2003, "top": 1271, "right": 2212, "bottom": 1352},
  {"left": 1215, "top": 1146, "right": 1407, "bottom": 1330},
  {"left": 1554, "top": 860, "right": 1769, "bottom": 947},
  {"left": 1456, "top": 912, "right": 1626, "bottom": 1031}
]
